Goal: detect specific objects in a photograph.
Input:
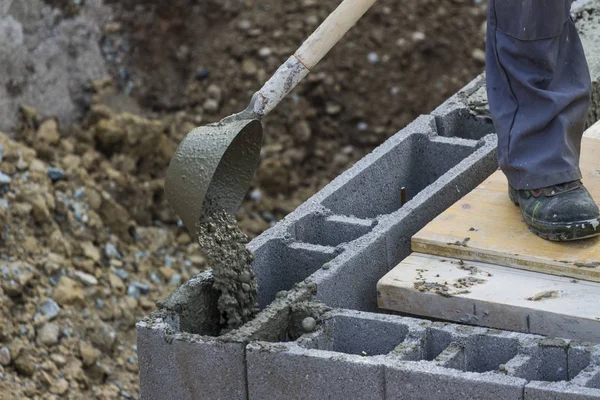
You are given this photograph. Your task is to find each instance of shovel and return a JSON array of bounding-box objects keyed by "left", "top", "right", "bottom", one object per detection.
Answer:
[{"left": 165, "top": 0, "right": 377, "bottom": 238}]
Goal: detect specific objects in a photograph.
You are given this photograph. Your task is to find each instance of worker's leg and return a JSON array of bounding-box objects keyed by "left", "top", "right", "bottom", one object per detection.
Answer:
[
  {"left": 486, "top": 0, "right": 600, "bottom": 241},
  {"left": 486, "top": 0, "right": 591, "bottom": 189}
]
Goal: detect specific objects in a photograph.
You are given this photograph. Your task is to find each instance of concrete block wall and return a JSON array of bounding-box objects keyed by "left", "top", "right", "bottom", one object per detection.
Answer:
[{"left": 138, "top": 2, "right": 600, "bottom": 398}]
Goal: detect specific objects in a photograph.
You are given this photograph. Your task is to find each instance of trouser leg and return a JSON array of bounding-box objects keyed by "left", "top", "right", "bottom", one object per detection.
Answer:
[{"left": 486, "top": 0, "right": 591, "bottom": 190}]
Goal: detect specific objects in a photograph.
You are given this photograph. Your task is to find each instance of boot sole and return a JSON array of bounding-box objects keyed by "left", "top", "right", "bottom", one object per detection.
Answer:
[{"left": 508, "top": 187, "right": 600, "bottom": 242}]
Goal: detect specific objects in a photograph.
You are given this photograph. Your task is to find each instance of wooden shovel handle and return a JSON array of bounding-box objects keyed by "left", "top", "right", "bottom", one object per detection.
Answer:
[
  {"left": 253, "top": 0, "right": 377, "bottom": 117},
  {"left": 295, "top": 0, "right": 377, "bottom": 69}
]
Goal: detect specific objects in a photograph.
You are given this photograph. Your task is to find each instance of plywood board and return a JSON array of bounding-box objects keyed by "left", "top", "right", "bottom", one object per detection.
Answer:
[
  {"left": 412, "top": 125, "right": 600, "bottom": 282},
  {"left": 377, "top": 253, "right": 600, "bottom": 341}
]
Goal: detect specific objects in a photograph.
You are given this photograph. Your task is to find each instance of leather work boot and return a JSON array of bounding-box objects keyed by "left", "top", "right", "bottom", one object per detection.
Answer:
[{"left": 509, "top": 180, "right": 600, "bottom": 241}]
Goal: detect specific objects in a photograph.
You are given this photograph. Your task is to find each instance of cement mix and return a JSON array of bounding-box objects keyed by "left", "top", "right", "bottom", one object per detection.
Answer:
[{"left": 196, "top": 209, "right": 259, "bottom": 333}]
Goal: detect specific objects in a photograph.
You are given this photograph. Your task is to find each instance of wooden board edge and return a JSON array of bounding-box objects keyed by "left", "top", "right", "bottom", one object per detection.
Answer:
[{"left": 411, "top": 237, "right": 600, "bottom": 283}]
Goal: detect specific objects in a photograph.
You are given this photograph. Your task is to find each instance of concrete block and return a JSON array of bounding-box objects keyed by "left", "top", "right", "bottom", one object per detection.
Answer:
[
  {"left": 525, "top": 381, "right": 600, "bottom": 399},
  {"left": 313, "top": 235, "right": 388, "bottom": 312},
  {"left": 321, "top": 133, "right": 479, "bottom": 219},
  {"left": 291, "top": 211, "right": 375, "bottom": 247},
  {"left": 137, "top": 320, "right": 247, "bottom": 400},
  {"left": 251, "top": 238, "right": 337, "bottom": 308},
  {"left": 378, "top": 135, "right": 497, "bottom": 268},
  {"left": 300, "top": 310, "right": 413, "bottom": 356},
  {"left": 246, "top": 342, "right": 385, "bottom": 400},
  {"left": 385, "top": 360, "right": 526, "bottom": 400}
]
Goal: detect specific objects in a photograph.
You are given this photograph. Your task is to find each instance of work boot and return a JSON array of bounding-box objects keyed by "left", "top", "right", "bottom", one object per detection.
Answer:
[{"left": 508, "top": 180, "right": 600, "bottom": 241}]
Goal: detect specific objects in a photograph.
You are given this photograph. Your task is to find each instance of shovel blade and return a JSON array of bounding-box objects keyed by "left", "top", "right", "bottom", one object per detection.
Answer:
[{"left": 165, "top": 118, "right": 263, "bottom": 238}]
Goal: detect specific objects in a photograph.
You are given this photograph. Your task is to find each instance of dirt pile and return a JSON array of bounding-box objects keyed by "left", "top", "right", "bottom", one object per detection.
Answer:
[{"left": 0, "top": 99, "right": 202, "bottom": 399}]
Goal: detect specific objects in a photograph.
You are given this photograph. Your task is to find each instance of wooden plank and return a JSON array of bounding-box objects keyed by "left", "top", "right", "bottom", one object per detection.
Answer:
[
  {"left": 377, "top": 253, "right": 600, "bottom": 341},
  {"left": 412, "top": 132, "right": 600, "bottom": 282}
]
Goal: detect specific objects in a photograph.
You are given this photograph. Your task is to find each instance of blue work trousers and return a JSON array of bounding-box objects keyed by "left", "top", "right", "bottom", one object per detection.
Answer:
[{"left": 486, "top": 0, "right": 592, "bottom": 189}]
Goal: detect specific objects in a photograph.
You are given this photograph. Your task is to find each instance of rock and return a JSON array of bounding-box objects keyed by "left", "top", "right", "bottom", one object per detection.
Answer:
[
  {"left": 36, "top": 119, "right": 60, "bottom": 145},
  {"left": 0, "top": 347, "right": 11, "bottom": 366},
  {"left": 127, "top": 281, "right": 149, "bottom": 299},
  {"left": 49, "top": 378, "right": 69, "bottom": 395},
  {"left": 47, "top": 167, "right": 66, "bottom": 182},
  {"left": 301, "top": 317, "right": 317, "bottom": 332},
  {"left": 471, "top": 48, "right": 486, "bottom": 64},
  {"left": 81, "top": 241, "right": 101, "bottom": 263},
  {"left": 241, "top": 59, "right": 258, "bottom": 77},
  {"left": 13, "top": 349, "right": 36, "bottom": 377},
  {"left": 79, "top": 342, "right": 100, "bottom": 367},
  {"left": 412, "top": 31, "right": 426, "bottom": 42},
  {"left": 53, "top": 277, "right": 84, "bottom": 306},
  {"left": 237, "top": 19, "right": 251, "bottom": 31},
  {"left": 104, "top": 243, "right": 121, "bottom": 259},
  {"left": 108, "top": 273, "right": 125, "bottom": 292},
  {"left": 39, "top": 299, "right": 60, "bottom": 320},
  {"left": 325, "top": 103, "right": 342, "bottom": 115},
  {"left": 158, "top": 267, "right": 174, "bottom": 281},
  {"left": 292, "top": 120, "right": 312, "bottom": 142},
  {"left": 258, "top": 47, "right": 272, "bottom": 58},
  {"left": 206, "top": 84, "right": 222, "bottom": 102},
  {"left": 87, "top": 321, "right": 116, "bottom": 354},
  {"left": 195, "top": 67, "right": 210, "bottom": 81},
  {"left": 74, "top": 271, "right": 98, "bottom": 286},
  {"left": 113, "top": 268, "right": 128, "bottom": 280},
  {"left": 37, "top": 323, "right": 60, "bottom": 346},
  {"left": 202, "top": 98, "right": 219, "bottom": 114},
  {"left": 0, "top": 172, "right": 11, "bottom": 193},
  {"left": 367, "top": 52, "right": 379, "bottom": 64}
]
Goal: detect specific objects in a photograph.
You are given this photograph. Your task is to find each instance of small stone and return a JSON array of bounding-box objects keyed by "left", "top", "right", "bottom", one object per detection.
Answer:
[
  {"left": 412, "top": 31, "right": 426, "bottom": 42},
  {"left": 301, "top": 317, "right": 317, "bottom": 332},
  {"left": 241, "top": 283, "right": 251, "bottom": 292},
  {"left": 325, "top": 103, "right": 342, "bottom": 115},
  {"left": 169, "top": 274, "right": 182, "bottom": 286},
  {"left": 249, "top": 188, "right": 262, "bottom": 201},
  {"left": 50, "top": 354, "right": 66, "bottom": 366},
  {"left": 109, "top": 273, "right": 125, "bottom": 292},
  {"left": 238, "top": 271, "right": 252, "bottom": 283},
  {"left": 206, "top": 84, "right": 222, "bottom": 102},
  {"left": 237, "top": 19, "right": 251, "bottom": 31},
  {"left": 367, "top": 52, "right": 379, "bottom": 64},
  {"left": 95, "top": 299, "right": 105, "bottom": 309},
  {"left": 14, "top": 349, "right": 36, "bottom": 377},
  {"left": 127, "top": 285, "right": 140, "bottom": 300},
  {"left": 258, "top": 47, "right": 272, "bottom": 58},
  {"left": 202, "top": 98, "right": 220, "bottom": 114},
  {"left": 158, "top": 267, "right": 174, "bottom": 281},
  {"left": 105, "top": 243, "right": 121, "bottom": 259},
  {"left": 53, "top": 277, "right": 84, "bottom": 305},
  {"left": 50, "top": 378, "right": 69, "bottom": 395},
  {"left": 114, "top": 268, "right": 128, "bottom": 280},
  {"left": 0, "top": 347, "right": 10, "bottom": 366},
  {"left": 39, "top": 299, "right": 60, "bottom": 320},
  {"left": 79, "top": 342, "right": 100, "bottom": 367},
  {"left": 241, "top": 59, "right": 258, "bottom": 77},
  {"left": 81, "top": 242, "right": 101, "bottom": 263},
  {"left": 195, "top": 67, "right": 210, "bottom": 81},
  {"left": 74, "top": 271, "right": 98, "bottom": 286},
  {"left": 37, "top": 323, "right": 60, "bottom": 346},
  {"left": 36, "top": 119, "right": 60, "bottom": 144},
  {"left": 0, "top": 172, "right": 11, "bottom": 193},
  {"left": 471, "top": 48, "right": 486, "bottom": 64},
  {"left": 47, "top": 167, "right": 66, "bottom": 182}
]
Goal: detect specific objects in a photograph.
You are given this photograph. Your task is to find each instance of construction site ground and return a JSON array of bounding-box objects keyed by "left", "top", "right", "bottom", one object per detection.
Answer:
[{"left": 0, "top": 0, "right": 488, "bottom": 398}]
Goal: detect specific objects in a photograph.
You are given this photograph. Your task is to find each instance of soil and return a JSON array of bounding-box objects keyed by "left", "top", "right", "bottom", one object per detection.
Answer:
[{"left": 0, "top": 0, "right": 487, "bottom": 398}]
